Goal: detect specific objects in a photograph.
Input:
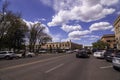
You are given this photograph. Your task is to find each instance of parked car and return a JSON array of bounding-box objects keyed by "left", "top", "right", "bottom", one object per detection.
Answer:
[
  {"left": 76, "top": 50, "right": 90, "bottom": 58},
  {"left": 66, "top": 50, "right": 73, "bottom": 54},
  {"left": 14, "top": 52, "right": 23, "bottom": 58},
  {"left": 112, "top": 53, "right": 120, "bottom": 70},
  {"left": 104, "top": 50, "right": 115, "bottom": 62},
  {"left": 39, "top": 50, "right": 47, "bottom": 53},
  {"left": 93, "top": 50, "right": 105, "bottom": 59},
  {"left": 25, "top": 52, "right": 36, "bottom": 57},
  {"left": 86, "top": 49, "right": 92, "bottom": 54},
  {"left": 0, "top": 51, "right": 15, "bottom": 59}
]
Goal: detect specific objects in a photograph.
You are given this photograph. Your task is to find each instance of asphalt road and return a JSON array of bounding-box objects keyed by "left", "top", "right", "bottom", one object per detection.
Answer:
[{"left": 0, "top": 53, "right": 120, "bottom": 80}]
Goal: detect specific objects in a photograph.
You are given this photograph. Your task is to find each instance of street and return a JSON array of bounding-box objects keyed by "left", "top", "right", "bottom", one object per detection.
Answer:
[{"left": 0, "top": 53, "right": 120, "bottom": 80}]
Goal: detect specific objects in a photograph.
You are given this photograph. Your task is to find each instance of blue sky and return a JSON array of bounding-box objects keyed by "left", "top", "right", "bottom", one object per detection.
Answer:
[{"left": 0, "top": 0, "right": 120, "bottom": 46}]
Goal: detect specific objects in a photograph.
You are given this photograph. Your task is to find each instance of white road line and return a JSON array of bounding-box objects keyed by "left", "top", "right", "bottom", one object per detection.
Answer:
[
  {"left": 100, "top": 65, "right": 112, "bottom": 69},
  {"left": 45, "top": 63, "right": 64, "bottom": 73}
]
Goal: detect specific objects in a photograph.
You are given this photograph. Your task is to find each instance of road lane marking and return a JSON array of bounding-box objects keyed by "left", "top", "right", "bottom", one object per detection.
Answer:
[
  {"left": 45, "top": 63, "right": 64, "bottom": 73},
  {"left": 0, "top": 55, "right": 67, "bottom": 71},
  {"left": 100, "top": 65, "right": 112, "bottom": 69}
]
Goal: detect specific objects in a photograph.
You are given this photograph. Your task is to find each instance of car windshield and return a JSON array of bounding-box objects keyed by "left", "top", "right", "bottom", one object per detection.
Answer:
[{"left": 8, "top": 51, "right": 13, "bottom": 53}]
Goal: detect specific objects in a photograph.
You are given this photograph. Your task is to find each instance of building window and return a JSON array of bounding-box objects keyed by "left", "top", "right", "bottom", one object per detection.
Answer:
[
  {"left": 113, "top": 40, "right": 116, "bottom": 42},
  {"left": 106, "top": 40, "right": 111, "bottom": 42}
]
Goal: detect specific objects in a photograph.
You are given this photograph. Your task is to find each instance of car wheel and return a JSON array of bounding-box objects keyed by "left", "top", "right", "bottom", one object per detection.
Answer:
[
  {"left": 15, "top": 56, "right": 20, "bottom": 59},
  {"left": 28, "top": 55, "right": 32, "bottom": 57},
  {"left": 76, "top": 55, "right": 79, "bottom": 58},
  {"left": 5, "top": 56, "right": 11, "bottom": 60},
  {"left": 113, "top": 66, "right": 120, "bottom": 71}
]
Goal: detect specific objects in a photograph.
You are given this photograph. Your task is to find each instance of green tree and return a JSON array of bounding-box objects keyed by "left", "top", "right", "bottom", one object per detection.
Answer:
[
  {"left": 92, "top": 40, "right": 109, "bottom": 50},
  {"left": 0, "top": 1, "right": 28, "bottom": 51},
  {"left": 0, "top": 0, "right": 10, "bottom": 49},
  {"left": 28, "top": 22, "right": 52, "bottom": 52},
  {"left": 37, "top": 32, "right": 52, "bottom": 52}
]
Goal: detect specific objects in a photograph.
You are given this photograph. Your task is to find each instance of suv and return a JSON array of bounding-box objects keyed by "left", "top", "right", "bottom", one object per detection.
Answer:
[{"left": 0, "top": 51, "right": 15, "bottom": 59}]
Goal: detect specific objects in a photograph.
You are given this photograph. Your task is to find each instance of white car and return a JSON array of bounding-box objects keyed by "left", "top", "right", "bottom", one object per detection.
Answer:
[
  {"left": 112, "top": 53, "right": 120, "bottom": 70},
  {"left": 0, "top": 51, "right": 15, "bottom": 59},
  {"left": 66, "top": 50, "right": 73, "bottom": 54},
  {"left": 14, "top": 53, "right": 23, "bottom": 58},
  {"left": 25, "top": 52, "right": 36, "bottom": 57},
  {"left": 93, "top": 50, "right": 105, "bottom": 58}
]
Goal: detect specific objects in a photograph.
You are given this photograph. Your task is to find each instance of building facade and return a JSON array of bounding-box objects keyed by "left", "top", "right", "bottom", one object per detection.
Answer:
[
  {"left": 101, "top": 34, "right": 116, "bottom": 49},
  {"left": 114, "top": 15, "right": 120, "bottom": 50},
  {"left": 41, "top": 41, "right": 83, "bottom": 50},
  {"left": 84, "top": 46, "right": 93, "bottom": 50}
]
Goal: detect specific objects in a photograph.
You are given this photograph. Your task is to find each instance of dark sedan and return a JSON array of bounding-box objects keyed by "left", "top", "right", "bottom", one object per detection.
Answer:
[
  {"left": 112, "top": 53, "right": 120, "bottom": 71},
  {"left": 76, "top": 50, "right": 90, "bottom": 58},
  {"left": 104, "top": 50, "right": 115, "bottom": 62}
]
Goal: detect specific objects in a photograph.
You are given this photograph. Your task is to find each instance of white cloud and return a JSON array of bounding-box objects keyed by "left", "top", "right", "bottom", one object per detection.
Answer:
[
  {"left": 23, "top": 19, "right": 50, "bottom": 34},
  {"left": 40, "top": 0, "right": 83, "bottom": 12},
  {"left": 89, "top": 22, "right": 113, "bottom": 31},
  {"left": 41, "top": 24, "right": 50, "bottom": 34},
  {"left": 61, "top": 38, "right": 71, "bottom": 42},
  {"left": 38, "top": 18, "right": 46, "bottom": 21},
  {"left": 48, "top": 10, "right": 70, "bottom": 26},
  {"left": 39, "top": 0, "right": 52, "bottom": 7},
  {"left": 46, "top": 0, "right": 116, "bottom": 27},
  {"left": 117, "top": 11, "right": 120, "bottom": 15},
  {"left": 23, "top": 19, "right": 35, "bottom": 28},
  {"left": 100, "top": 0, "right": 119, "bottom": 6},
  {"left": 84, "top": 35, "right": 100, "bottom": 40},
  {"left": 61, "top": 24, "right": 82, "bottom": 32},
  {"left": 51, "top": 34, "right": 62, "bottom": 42},
  {"left": 68, "top": 30, "right": 91, "bottom": 40},
  {"left": 111, "top": 28, "right": 114, "bottom": 32},
  {"left": 84, "top": 35, "right": 99, "bottom": 38}
]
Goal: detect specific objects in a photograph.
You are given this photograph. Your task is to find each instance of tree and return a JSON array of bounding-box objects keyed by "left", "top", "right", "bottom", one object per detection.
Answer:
[
  {"left": 28, "top": 22, "right": 52, "bottom": 52},
  {"left": 37, "top": 33, "right": 52, "bottom": 52},
  {"left": 92, "top": 40, "right": 109, "bottom": 50},
  {"left": 0, "top": 1, "right": 28, "bottom": 51},
  {"left": 0, "top": 0, "right": 10, "bottom": 49},
  {"left": 29, "top": 23, "right": 38, "bottom": 52},
  {"left": 28, "top": 22, "right": 44, "bottom": 52}
]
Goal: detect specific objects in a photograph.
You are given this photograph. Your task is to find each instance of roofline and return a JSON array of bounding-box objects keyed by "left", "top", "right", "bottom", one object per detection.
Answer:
[
  {"left": 101, "top": 34, "right": 115, "bottom": 39},
  {"left": 114, "top": 15, "right": 120, "bottom": 27}
]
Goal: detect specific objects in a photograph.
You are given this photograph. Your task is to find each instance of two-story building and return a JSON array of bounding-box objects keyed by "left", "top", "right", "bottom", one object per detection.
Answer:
[
  {"left": 114, "top": 15, "right": 120, "bottom": 50},
  {"left": 101, "top": 34, "right": 116, "bottom": 49},
  {"left": 41, "top": 41, "right": 83, "bottom": 50}
]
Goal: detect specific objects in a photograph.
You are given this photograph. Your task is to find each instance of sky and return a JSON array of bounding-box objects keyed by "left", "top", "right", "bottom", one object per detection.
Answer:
[{"left": 0, "top": 0, "right": 120, "bottom": 46}]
